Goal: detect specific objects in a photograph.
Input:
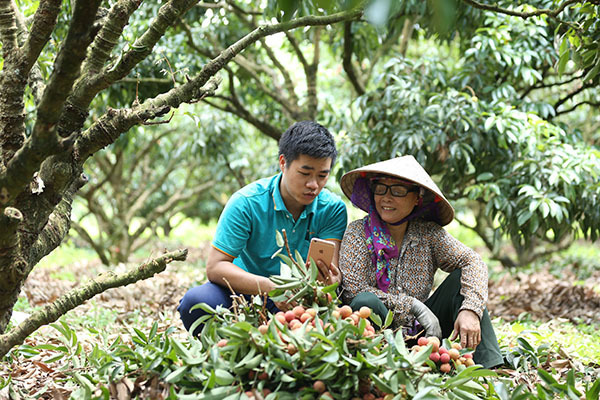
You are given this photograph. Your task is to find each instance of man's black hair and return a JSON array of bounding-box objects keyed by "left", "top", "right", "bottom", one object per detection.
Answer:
[{"left": 278, "top": 120, "right": 337, "bottom": 166}]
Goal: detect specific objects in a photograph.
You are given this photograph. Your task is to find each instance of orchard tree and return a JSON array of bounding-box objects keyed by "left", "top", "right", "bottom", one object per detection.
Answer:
[
  {"left": 74, "top": 110, "right": 278, "bottom": 265},
  {"left": 80, "top": 0, "right": 599, "bottom": 271},
  {"left": 339, "top": 0, "right": 600, "bottom": 266},
  {"left": 0, "top": 0, "right": 361, "bottom": 357}
]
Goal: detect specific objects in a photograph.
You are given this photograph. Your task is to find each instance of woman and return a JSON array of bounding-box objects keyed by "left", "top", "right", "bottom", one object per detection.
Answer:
[{"left": 338, "top": 155, "right": 503, "bottom": 368}]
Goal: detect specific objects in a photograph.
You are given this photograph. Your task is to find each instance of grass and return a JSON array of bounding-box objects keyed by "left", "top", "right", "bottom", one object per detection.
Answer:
[{"left": 493, "top": 317, "right": 600, "bottom": 367}]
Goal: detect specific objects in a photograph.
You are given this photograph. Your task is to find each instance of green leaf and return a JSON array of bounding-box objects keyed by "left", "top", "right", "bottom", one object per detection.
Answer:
[
  {"left": 165, "top": 365, "right": 188, "bottom": 383},
  {"left": 276, "top": 230, "right": 284, "bottom": 247},
  {"left": 517, "top": 211, "right": 532, "bottom": 226},
  {"left": 477, "top": 172, "right": 493, "bottom": 182},
  {"left": 413, "top": 386, "right": 439, "bottom": 399},
  {"left": 370, "top": 312, "right": 382, "bottom": 327},
  {"left": 321, "top": 349, "right": 339, "bottom": 363},
  {"left": 280, "top": 374, "right": 295, "bottom": 383},
  {"left": 133, "top": 327, "right": 147, "bottom": 344},
  {"left": 148, "top": 321, "right": 158, "bottom": 342},
  {"left": 484, "top": 116, "right": 495, "bottom": 131},
  {"left": 309, "top": 259, "right": 318, "bottom": 282},
  {"left": 409, "top": 344, "right": 432, "bottom": 366},
  {"left": 383, "top": 310, "right": 394, "bottom": 329},
  {"left": 537, "top": 368, "right": 558, "bottom": 386},
  {"left": 371, "top": 373, "right": 395, "bottom": 394},
  {"left": 189, "top": 302, "right": 216, "bottom": 314},
  {"left": 214, "top": 369, "right": 235, "bottom": 385},
  {"left": 43, "top": 353, "right": 66, "bottom": 363},
  {"left": 582, "top": 61, "right": 600, "bottom": 82},
  {"left": 586, "top": 379, "right": 600, "bottom": 400},
  {"left": 394, "top": 329, "right": 406, "bottom": 354}
]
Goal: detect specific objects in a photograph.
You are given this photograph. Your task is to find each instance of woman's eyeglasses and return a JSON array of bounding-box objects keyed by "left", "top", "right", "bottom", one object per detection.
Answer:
[{"left": 371, "top": 182, "right": 418, "bottom": 197}]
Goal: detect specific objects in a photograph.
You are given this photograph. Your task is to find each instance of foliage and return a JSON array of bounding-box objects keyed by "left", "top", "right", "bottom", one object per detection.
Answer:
[
  {"left": 72, "top": 109, "right": 276, "bottom": 265},
  {"left": 340, "top": 47, "right": 600, "bottom": 266}
]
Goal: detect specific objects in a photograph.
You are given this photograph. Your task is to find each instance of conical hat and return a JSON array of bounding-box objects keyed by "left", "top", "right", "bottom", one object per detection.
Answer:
[{"left": 340, "top": 155, "right": 454, "bottom": 226}]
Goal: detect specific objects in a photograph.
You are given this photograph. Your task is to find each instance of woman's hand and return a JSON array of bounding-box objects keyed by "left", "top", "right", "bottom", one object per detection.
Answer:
[
  {"left": 410, "top": 299, "right": 442, "bottom": 338},
  {"left": 450, "top": 309, "right": 481, "bottom": 349}
]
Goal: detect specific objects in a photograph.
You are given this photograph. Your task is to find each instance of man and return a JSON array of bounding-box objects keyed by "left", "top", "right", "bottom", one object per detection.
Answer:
[{"left": 178, "top": 121, "right": 348, "bottom": 334}]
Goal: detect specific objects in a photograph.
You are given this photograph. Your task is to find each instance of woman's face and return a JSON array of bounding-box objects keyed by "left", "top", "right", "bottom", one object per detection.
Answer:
[{"left": 372, "top": 177, "right": 420, "bottom": 225}]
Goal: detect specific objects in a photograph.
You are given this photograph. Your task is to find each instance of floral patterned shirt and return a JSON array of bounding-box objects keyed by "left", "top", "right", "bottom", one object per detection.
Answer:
[{"left": 339, "top": 217, "right": 488, "bottom": 328}]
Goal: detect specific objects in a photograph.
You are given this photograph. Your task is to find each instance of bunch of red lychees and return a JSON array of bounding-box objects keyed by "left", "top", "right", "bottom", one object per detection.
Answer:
[{"left": 410, "top": 336, "right": 475, "bottom": 373}]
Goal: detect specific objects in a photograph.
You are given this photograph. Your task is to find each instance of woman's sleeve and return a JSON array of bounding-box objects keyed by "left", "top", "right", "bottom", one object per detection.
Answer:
[
  {"left": 429, "top": 224, "right": 488, "bottom": 318},
  {"left": 339, "top": 220, "right": 415, "bottom": 327}
]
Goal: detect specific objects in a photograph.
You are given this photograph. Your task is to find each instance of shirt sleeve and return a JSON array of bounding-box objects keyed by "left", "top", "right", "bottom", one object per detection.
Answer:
[
  {"left": 315, "top": 198, "right": 348, "bottom": 241},
  {"left": 212, "top": 193, "right": 252, "bottom": 258},
  {"left": 429, "top": 223, "right": 488, "bottom": 318},
  {"left": 339, "top": 219, "right": 415, "bottom": 327}
]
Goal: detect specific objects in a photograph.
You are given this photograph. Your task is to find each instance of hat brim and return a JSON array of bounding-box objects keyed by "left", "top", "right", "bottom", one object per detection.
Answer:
[{"left": 340, "top": 155, "right": 454, "bottom": 226}]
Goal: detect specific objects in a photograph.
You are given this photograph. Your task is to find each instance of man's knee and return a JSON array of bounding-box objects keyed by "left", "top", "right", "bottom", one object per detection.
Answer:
[{"left": 178, "top": 282, "right": 232, "bottom": 334}]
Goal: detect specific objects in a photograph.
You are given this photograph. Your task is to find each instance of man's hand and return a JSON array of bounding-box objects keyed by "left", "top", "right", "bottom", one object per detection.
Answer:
[
  {"left": 450, "top": 309, "right": 481, "bottom": 349},
  {"left": 310, "top": 259, "right": 342, "bottom": 285}
]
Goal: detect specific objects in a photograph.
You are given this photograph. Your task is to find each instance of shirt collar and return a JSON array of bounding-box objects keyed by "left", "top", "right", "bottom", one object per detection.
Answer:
[
  {"left": 272, "top": 173, "right": 317, "bottom": 218},
  {"left": 403, "top": 220, "right": 422, "bottom": 246}
]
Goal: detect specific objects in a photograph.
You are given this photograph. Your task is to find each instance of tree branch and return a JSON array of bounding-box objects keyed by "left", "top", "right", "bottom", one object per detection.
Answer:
[
  {"left": 0, "top": 206, "right": 25, "bottom": 332},
  {"left": 181, "top": 9, "right": 302, "bottom": 121},
  {"left": 396, "top": 17, "right": 414, "bottom": 57},
  {"left": 0, "top": 248, "right": 188, "bottom": 357},
  {"left": 75, "top": 75, "right": 221, "bottom": 162},
  {"left": 70, "top": 221, "right": 111, "bottom": 266},
  {"left": 554, "top": 82, "right": 592, "bottom": 111},
  {"left": 555, "top": 99, "right": 600, "bottom": 116},
  {"left": 306, "top": 26, "right": 321, "bottom": 119},
  {"left": 342, "top": 21, "right": 365, "bottom": 96},
  {"left": 519, "top": 68, "right": 580, "bottom": 99},
  {"left": 0, "top": 0, "right": 101, "bottom": 206},
  {"left": 177, "top": 17, "right": 217, "bottom": 59},
  {"left": 35, "top": 0, "right": 102, "bottom": 134},
  {"left": 61, "top": 0, "right": 199, "bottom": 145},
  {"left": 461, "top": 0, "right": 579, "bottom": 20},
  {"left": 130, "top": 180, "right": 214, "bottom": 241},
  {"left": 0, "top": 1, "right": 26, "bottom": 167},
  {"left": 26, "top": 172, "right": 88, "bottom": 267},
  {"left": 83, "top": 0, "right": 143, "bottom": 75},
  {"left": 258, "top": 37, "right": 302, "bottom": 109},
  {"left": 75, "top": 8, "right": 362, "bottom": 161},
  {"left": 125, "top": 145, "right": 182, "bottom": 221},
  {"left": 128, "top": 129, "right": 176, "bottom": 176},
  {"left": 0, "top": 1, "right": 18, "bottom": 57},
  {"left": 21, "top": 0, "right": 62, "bottom": 74},
  {"left": 94, "top": 0, "right": 199, "bottom": 99},
  {"left": 202, "top": 94, "right": 283, "bottom": 141},
  {"left": 228, "top": 57, "right": 300, "bottom": 119},
  {"left": 284, "top": 30, "right": 309, "bottom": 70}
]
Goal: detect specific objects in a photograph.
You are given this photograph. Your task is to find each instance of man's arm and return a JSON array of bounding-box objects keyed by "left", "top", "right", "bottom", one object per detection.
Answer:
[{"left": 206, "top": 246, "right": 275, "bottom": 295}]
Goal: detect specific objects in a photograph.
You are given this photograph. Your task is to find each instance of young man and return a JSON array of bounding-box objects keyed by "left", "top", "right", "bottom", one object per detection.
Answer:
[{"left": 178, "top": 121, "right": 348, "bottom": 334}]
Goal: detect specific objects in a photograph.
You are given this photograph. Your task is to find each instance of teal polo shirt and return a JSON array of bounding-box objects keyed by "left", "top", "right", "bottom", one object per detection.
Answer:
[{"left": 212, "top": 173, "right": 348, "bottom": 278}]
